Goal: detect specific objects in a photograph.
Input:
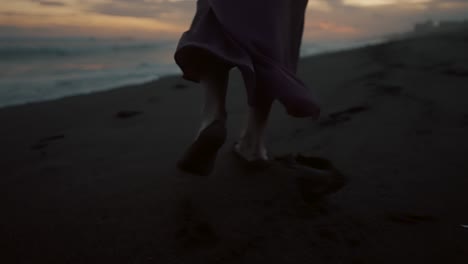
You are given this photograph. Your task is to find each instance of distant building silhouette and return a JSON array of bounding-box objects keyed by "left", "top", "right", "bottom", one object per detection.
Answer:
[
  {"left": 413, "top": 19, "right": 468, "bottom": 35},
  {"left": 438, "top": 20, "right": 468, "bottom": 31},
  {"left": 413, "top": 20, "right": 436, "bottom": 33}
]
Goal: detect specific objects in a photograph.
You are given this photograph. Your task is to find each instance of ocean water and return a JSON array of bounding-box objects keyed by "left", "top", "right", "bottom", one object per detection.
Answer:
[
  {"left": 0, "top": 37, "right": 179, "bottom": 108},
  {"left": 0, "top": 37, "right": 385, "bottom": 108}
]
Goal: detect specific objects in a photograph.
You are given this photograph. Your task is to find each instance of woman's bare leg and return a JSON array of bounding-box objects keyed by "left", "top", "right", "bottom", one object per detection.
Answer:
[
  {"left": 197, "top": 68, "right": 229, "bottom": 138},
  {"left": 177, "top": 67, "right": 229, "bottom": 175},
  {"left": 235, "top": 101, "right": 272, "bottom": 161}
]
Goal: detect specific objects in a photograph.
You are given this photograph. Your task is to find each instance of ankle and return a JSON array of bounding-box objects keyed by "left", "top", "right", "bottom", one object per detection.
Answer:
[
  {"left": 198, "top": 113, "right": 227, "bottom": 139},
  {"left": 236, "top": 135, "right": 268, "bottom": 160}
]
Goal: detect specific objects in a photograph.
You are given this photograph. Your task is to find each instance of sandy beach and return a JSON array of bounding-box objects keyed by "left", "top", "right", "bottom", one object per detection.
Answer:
[{"left": 1, "top": 29, "right": 468, "bottom": 263}]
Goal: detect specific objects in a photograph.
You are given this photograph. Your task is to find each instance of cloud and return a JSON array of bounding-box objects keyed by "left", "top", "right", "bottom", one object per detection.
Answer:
[
  {"left": 308, "top": 0, "right": 333, "bottom": 12},
  {"left": 432, "top": 0, "right": 468, "bottom": 9},
  {"left": 30, "top": 0, "right": 67, "bottom": 6},
  {"left": 0, "top": 11, "right": 55, "bottom": 17},
  {"left": 301, "top": 18, "right": 362, "bottom": 41},
  {"left": 307, "top": 21, "right": 359, "bottom": 34},
  {"left": 85, "top": 0, "right": 194, "bottom": 24},
  {"left": 342, "top": 0, "right": 432, "bottom": 7},
  {"left": 2, "top": 0, "right": 468, "bottom": 40}
]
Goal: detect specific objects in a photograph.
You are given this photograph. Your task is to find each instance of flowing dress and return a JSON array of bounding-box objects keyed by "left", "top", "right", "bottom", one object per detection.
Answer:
[{"left": 174, "top": 0, "right": 320, "bottom": 118}]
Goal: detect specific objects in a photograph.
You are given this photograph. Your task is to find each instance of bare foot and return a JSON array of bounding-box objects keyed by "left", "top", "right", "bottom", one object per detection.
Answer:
[
  {"left": 177, "top": 120, "right": 227, "bottom": 176},
  {"left": 233, "top": 135, "right": 269, "bottom": 162}
]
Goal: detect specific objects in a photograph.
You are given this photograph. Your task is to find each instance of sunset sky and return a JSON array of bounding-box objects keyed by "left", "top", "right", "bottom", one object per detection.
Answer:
[{"left": 1, "top": 0, "right": 468, "bottom": 41}]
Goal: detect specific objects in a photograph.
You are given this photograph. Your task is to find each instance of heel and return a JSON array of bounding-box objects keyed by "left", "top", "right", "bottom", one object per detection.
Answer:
[{"left": 177, "top": 120, "right": 227, "bottom": 176}]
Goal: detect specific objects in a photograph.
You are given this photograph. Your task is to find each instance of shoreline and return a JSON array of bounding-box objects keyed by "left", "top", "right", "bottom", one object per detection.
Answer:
[{"left": 0, "top": 36, "right": 390, "bottom": 110}]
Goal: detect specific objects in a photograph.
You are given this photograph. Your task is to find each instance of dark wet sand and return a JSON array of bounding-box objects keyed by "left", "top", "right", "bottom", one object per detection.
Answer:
[{"left": 1, "top": 30, "right": 468, "bottom": 263}]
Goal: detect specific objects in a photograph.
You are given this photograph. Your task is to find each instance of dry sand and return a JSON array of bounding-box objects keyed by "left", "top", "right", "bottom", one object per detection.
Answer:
[{"left": 1, "top": 30, "right": 468, "bottom": 263}]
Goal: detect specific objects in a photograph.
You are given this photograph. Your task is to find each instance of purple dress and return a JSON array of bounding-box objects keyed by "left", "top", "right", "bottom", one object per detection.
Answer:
[{"left": 174, "top": 0, "right": 320, "bottom": 118}]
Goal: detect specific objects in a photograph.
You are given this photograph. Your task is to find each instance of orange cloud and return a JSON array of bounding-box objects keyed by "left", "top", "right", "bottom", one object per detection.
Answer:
[
  {"left": 343, "top": 0, "right": 432, "bottom": 7},
  {"left": 0, "top": 7, "right": 185, "bottom": 38},
  {"left": 305, "top": 21, "right": 360, "bottom": 34},
  {"left": 0, "top": 0, "right": 188, "bottom": 38},
  {"left": 302, "top": 20, "right": 361, "bottom": 40},
  {"left": 307, "top": 0, "right": 332, "bottom": 12},
  {"left": 436, "top": 1, "right": 468, "bottom": 10},
  {"left": 1, "top": 0, "right": 467, "bottom": 41}
]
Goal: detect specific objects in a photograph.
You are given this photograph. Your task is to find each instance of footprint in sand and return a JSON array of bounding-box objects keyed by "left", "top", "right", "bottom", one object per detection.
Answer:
[
  {"left": 415, "top": 128, "right": 433, "bottom": 135},
  {"left": 386, "top": 212, "right": 437, "bottom": 224},
  {"left": 175, "top": 199, "right": 218, "bottom": 250},
  {"left": 30, "top": 143, "right": 48, "bottom": 150},
  {"left": 115, "top": 110, "right": 143, "bottom": 119},
  {"left": 30, "top": 134, "right": 65, "bottom": 150},
  {"left": 442, "top": 67, "right": 468, "bottom": 77},
  {"left": 364, "top": 71, "right": 386, "bottom": 81},
  {"left": 461, "top": 114, "right": 468, "bottom": 127},
  {"left": 373, "top": 84, "right": 403, "bottom": 97},
  {"left": 425, "top": 63, "right": 468, "bottom": 77},
  {"left": 317, "top": 228, "right": 339, "bottom": 241},
  {"left": 319, "top": 105, "right": 370, "bottom": 127},
  {"left": 275, "top": 154, "right": 348, "bottom": 204},
  {"left": 173, "top": 83, "right": 189, "bottom": 89},
  {"left": 387, "top": 62, "right": 407, "bottom": 69},
  {"left": 422, "top": 62, "right": 451, "bottom": 71},
  {"left": 361, "top": 70, "right": 387, "bottom": 87},
  {"left": 147, "top": 96, "right": 160, "bottom": 104}
]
